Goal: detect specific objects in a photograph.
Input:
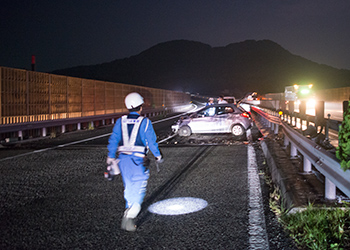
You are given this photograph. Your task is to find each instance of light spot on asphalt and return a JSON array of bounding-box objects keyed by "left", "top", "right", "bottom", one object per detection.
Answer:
[{"left": 148, "top": 197, "right": 208, "bottom": 215}]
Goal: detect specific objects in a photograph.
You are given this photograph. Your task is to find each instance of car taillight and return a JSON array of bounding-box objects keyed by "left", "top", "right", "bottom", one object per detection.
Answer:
[{"left": 240, "top": 112, "right": 250, "bottom": 118}]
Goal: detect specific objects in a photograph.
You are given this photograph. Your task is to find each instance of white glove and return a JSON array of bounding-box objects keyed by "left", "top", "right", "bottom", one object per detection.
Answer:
[
  {"left": 106, "top": 157, "right": 115, "bottom": 165},
  {"left": 106, "top": 157, "right": 120, "bottom": 175}
]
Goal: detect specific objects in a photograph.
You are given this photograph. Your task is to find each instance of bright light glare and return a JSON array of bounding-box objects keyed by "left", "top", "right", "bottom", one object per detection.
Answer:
[
  {"left": 148, "top": 197, "right": 208, "bottom": 215},
  {"left": 300, "top": 89, "right": 310, "bottom": 95},
  {"left": 173, "top": 104, "right": 194, "bottom": 112},
  {"left": 306, "top": 99, "right": 316, "bottom": 107},
  {"left": 306, "top": 99, "right": 316, "bottom": 116}
]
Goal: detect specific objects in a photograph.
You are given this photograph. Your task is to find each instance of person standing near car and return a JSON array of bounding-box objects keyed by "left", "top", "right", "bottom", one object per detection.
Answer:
[
  {"left": 206, "top": 97, "right": 214, "bottom": 106},
  {"left": 217, "top": 95, "right": 228, "bottom": 104},
  {"left": 107, "top": 92, "right": 163, "bottom": 232}
]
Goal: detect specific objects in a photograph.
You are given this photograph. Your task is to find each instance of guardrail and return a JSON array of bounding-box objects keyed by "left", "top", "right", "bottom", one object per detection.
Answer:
[
  {"left": 252, "top": 106, "right": 350, "bottom": 200},
  {"left": 0, "top": 104, "right": 194, "bottom": 144}
]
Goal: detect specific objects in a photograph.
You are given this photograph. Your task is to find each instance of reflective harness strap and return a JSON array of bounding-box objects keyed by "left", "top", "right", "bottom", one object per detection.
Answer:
[{"left": 118, "top": 116, "right": 146, "bottom": 153}]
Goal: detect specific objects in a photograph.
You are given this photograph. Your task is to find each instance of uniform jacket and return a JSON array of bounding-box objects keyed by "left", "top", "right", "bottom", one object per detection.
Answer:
[{"left": 107, "top": 112, "right": 161, "bottom": 159}]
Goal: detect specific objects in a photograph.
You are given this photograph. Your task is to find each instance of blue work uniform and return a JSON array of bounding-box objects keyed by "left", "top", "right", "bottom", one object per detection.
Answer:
[{"left": 107, "top": 112, "right": 161, "bottom": 209}]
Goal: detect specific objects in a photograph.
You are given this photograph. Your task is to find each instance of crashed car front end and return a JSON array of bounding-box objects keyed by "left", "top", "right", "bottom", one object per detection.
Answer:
[
  {"left": 171, "top": 122, "right": 180, "bottom": 134},
  {"left": 171, "top": 115, "right": 190, "bottom": 134}
]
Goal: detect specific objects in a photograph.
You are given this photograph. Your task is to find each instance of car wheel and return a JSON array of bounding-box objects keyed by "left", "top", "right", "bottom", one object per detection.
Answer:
[
  {"left": 231, "top": 124, "right": 245, "bottom": 136},
  {"left": 178, "top": 126, "right": 192, "bottom": 137}
]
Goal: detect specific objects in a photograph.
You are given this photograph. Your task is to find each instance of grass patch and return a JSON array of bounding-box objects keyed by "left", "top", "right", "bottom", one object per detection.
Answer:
[
  {"left": 280, "top": 203, "right": 350, "bottom": 250},
  {"left": 261, "top": 164, "right": 350, "bottom": 249},
  {"left": 265, "top": 182, "right": 350, "bottom": 249}
]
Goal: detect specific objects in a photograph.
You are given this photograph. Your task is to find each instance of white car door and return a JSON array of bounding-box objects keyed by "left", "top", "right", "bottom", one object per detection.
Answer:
[
  {"left": 189, "top": 107, "right": 218, "bottom": 133},
  {"left": 214, "top": 106, "right": 235, "bottom": 132}
]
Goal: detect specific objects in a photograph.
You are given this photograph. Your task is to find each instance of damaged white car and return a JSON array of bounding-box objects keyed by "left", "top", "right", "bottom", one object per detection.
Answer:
[{"left": 172, "top": 104, "right": 252, "bottom": 137}]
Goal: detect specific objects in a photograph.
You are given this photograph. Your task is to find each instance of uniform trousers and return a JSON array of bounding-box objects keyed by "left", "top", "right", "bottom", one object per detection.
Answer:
[{"left": 118, "top": 153, "right": 149, "bottom": 208}]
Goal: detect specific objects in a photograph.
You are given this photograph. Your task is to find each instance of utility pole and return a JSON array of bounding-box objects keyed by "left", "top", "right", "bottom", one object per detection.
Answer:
[{"left": 31, "top": 55, "right": 36, "bottom": 71}]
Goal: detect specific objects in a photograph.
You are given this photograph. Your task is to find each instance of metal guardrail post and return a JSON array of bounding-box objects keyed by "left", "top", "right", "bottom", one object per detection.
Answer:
[
  {"left": 42, "top": 127, "right": 47, "bottom": 137},
  {"left": 325, "top": 178, "right": 336, "bottom": 200},
  {"left": 315, "top": 100, "right": 325, "bottom": 127},
  {"left": 303, "top": 157, "right": 312, "bottom": 173},
  {"left": 274, "top": 122, "right": 279, "bottom": 134},
  {"left": 290, "top": 143, "right": 297, "bottom": 158},
  {"left": 325, "top": 114, "right": 331, "bottom": 141},
  {"left": 283, "top": 135, "right": 289, "bottom": 148},
  {"left": 18, "top": 131, "right": 23, "bottom": 140}
]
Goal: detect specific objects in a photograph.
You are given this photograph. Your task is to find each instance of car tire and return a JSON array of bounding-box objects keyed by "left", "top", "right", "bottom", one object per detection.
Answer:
[
  {"left": 178, "top": 126, "right": 192, "bottom": 137},
  {"left": 231, "top": 124, "right": 245, "bottom": 136}
]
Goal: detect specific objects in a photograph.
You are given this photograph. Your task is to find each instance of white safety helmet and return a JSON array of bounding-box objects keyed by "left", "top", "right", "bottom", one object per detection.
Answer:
[{"left": 125, "top": 92, "right": 144, "bottom": 109}]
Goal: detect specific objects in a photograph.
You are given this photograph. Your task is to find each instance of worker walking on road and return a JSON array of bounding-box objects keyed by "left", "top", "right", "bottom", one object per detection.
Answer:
[{"left": 107, "top": 92, "right": 163, "bottom": 232}]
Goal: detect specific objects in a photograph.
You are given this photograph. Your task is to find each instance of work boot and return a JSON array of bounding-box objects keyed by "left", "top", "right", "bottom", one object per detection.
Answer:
[
  {"left": 121, "top": 216, "right": 136, "bottom": 232},
  {"left": 121, "top": 204, "right": 141, "bottom": 232}
]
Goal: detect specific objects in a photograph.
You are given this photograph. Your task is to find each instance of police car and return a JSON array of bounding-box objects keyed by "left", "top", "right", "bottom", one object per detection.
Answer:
[{"left": 172, "top": 104, "right": 252, "bottom": 137}]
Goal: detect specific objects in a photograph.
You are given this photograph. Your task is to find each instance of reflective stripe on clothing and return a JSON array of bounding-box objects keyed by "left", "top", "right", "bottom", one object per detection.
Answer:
[
  {"left": 118, "top": 115, "right": 146, "bottom": 154},
  {"left": 107, "top": 112, "right": 161, "bottom": 159},
  {"left": 121, "top": 152, "right": 145, "bottom": 158}
]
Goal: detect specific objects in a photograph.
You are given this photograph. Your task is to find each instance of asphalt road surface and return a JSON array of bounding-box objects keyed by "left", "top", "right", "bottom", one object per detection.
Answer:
[{"left": 0, "top": 114, "right": 297, "bottom": 249}]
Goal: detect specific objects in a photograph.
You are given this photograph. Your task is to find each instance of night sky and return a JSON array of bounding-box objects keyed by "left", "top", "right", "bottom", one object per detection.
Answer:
[{"left": 1, "top": 0, "right": 350, "bottom": 72}]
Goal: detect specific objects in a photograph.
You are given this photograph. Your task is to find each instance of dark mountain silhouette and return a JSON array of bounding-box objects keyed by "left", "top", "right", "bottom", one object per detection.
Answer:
[{"left": 52, "top": 39, "right": 350, "bottom": 98}]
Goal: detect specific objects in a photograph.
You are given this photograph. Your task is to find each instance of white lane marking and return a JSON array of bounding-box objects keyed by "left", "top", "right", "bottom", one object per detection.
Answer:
[
  {"left": 248, "top": 144, "right": 270, "bottom": 250},
  {"left": 1, "top": 105, "right": 198, "bottom": 161}
]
